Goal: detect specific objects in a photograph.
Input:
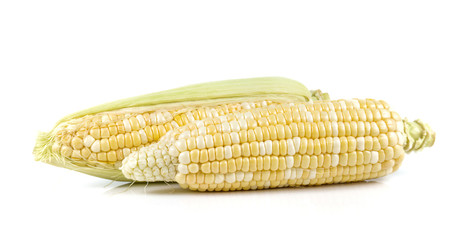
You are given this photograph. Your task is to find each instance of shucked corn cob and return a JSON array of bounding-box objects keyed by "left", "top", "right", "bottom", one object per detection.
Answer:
[
  {"left": 34, "top": 77, "right": 434, "bottom": 191},
  {"left": 34, "top": 77, "right": 328, "bottom": 181},
  {"left": 121, "top": 99, "right": 434, "bottom": 191}
]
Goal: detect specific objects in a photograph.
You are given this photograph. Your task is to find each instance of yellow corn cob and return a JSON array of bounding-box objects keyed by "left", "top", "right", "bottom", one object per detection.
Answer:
[
  {"left": 34, "top": 77, "right": 327, "bottom": 180},
  {"left": 51, "top": 101, "right": 278, "bottom": 167},
  {"left": 121, "top": 99, "right": 435, "bottom": 191}
]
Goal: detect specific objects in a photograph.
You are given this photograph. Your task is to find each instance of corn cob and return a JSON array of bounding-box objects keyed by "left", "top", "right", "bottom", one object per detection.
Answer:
[
  {"left": 121, "top": 98, "right": 435, "bottom": 191},
  {"left": 34, "top": 77, "right": 328, "bottom": 180}
]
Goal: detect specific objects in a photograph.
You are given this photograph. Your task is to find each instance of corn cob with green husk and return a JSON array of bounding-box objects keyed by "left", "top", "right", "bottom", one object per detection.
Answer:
[
  {"left": 34, "top": 77, "right": 435, "bottom": 191},
  {"left": 34, "top": 77, "right": 328, "bottom": 181}
]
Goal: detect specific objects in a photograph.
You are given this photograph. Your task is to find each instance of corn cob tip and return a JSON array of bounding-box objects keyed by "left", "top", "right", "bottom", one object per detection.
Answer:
[{"left": 403, "top": 119, "right": 435, "bottom": 153}]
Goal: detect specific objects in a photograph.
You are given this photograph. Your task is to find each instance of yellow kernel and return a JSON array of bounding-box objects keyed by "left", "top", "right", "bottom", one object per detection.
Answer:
[
  {"left": 201, "top": 162, "right": 211, "bottom": 173},
  {"left": 270, "top": 156, "right": 279, "bottom": 171},
  {"left": 90, "top": 127, "right": 100, "bottom": 139},
  {"left": 131, "top": 131, "right": 142, "bottom": 147}
]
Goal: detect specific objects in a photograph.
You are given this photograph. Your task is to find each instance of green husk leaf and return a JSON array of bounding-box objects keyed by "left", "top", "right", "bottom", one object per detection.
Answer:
[{"left": 56, "top": 77, "right": 316, "bottom": 126}]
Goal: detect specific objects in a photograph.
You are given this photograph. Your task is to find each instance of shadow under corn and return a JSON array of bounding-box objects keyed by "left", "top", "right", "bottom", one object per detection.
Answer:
[{"left": 104, "top": 179, "right": 387, "bottom": 197}]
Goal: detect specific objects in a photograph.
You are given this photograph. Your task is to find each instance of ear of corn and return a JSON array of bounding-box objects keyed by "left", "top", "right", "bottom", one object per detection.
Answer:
[
  {"left": 121, "top": 99, "right": 435, "bottom": 191},
  {"left": 33, "top": 77, "right": 328, "bottom": 180}
]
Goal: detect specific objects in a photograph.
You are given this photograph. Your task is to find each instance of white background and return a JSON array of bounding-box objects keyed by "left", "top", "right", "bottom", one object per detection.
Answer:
[{"left": 1, "top": 1, "right": 463, "bottom": 239}]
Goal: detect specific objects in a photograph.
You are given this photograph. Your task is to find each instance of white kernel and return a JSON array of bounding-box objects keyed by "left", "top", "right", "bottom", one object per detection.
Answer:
[
  {"left": 287, "top": 139, "right": 295, "bottom": 155},
  {"left": 236, "top": 172, "right": 245, "bottom": 181},
  {"left": 136, "top": 115, "right": 146, "bottom": 128},
  {"left": 244, "top": 172, "right": 253, "bottom": 182},
  {"left": 293, "top": 137, "right": 301, "bottom": 153},
  {"left": 178, "top": 165, "right": 189, "bottom": 174},
  {"left": 90, "top": 140, "right": 101, "bottom": 153},
  {"left": 218, "top": 116, "right": 227, "bottom": 123},
  {"left": 195, "top": 120, "right": 204, "bottom": 128},
  {"left": 397, "top": 120, "right": 404, "bottom": 133},
  {"left": 241, "top": 102, "right": 251, "bottom": 110},
  {"left": 152, "top": 168, "right": 161, "bottom": 178},
  {"left": 244, "top": 112, "right": 254, "bottom": 119},
  {"left": 371, "top": 151, "right": 379, "bottom": 163},
  {"left": 259, "top": 142, "right": 266, "bottom": 155},
  {"left": 170, "top": 121, "right": 179, "bottom": 129},
  {"left": 215, "top": 174, "right": 224, "bottom": 183},
  {"left": 198, "top": 126, "right": 207, "bottom": 136},
  {"left": 83, "top": 135, "right": 95, "bottom": 148},
  {"left": 397, "top": 132, "right": 405, "bottom": 146},
  {"left": 138, "top": 151, "right": 147, "bottom": 159},
  {"left": 147, "top": 156, "right": 155, "bottom": 168},
  {"left": 356, "top": 137, "right": 365, "bottom": 151},
  {"left": 179, "top": 131, "right": 191, "bottom": 139},
  {"left": 286, "top": 156, "right": 294, "bottom": 168},
  {"left": 205, "top": 135, "right": 214, "bottom": 148},
  {"left": 327, "top": 102, "right": 335, "bottom": 111},
  {"left": 123, "top": 148, "right": 131, "bottom": 157},
  {"left": 333, "top": 137, "right": 341, "bottom": 154},
  {"left": 306, "top": 112, "right": 313, "bottom": 122},
  {"left": 156, "top": 158, "right": 165, "bottom": 167},
  {"left": 168, "top": 145, "right": 179, "bottom": 157},
  {"left": 332, "top": 122, "right": 338, "bottom": 136},
  {"left": 146, "top": 149, "right": 154, "bottom": 157},
  {"left": 161, "top": 166, "right": 169, "bottom": 177},
  {"left": 163, "top": 111, "right": 173, "bottom": 122},
  {"left": 164, "top": 155, "right": 172, "bottom": 165},
  {"left": 211, "top": 109, "right": 219, "bottom": 117},
  {"left": 339, "top": 100, "right": 347, "bottom": 110},
  {"left": 122, "top": 119, "right": 132, "bottom": 132},
  {"left": 230, "top": 121, "right": 240, "bottom": 132},
  {"left": 178, "top": 151, "right": 190, "bottom": 164},
  {"left": 284, "top": 169, "right": 292, "bottom": 179},
  {"left": 222, "top": 122, "right": 231, "bottom": 133},
  {"left": 351, "top": 99, "right": 360, "bottom": 109},
  {"left": 186, "top": 112, "right": 195, "bottom": 122},
  {"left": 156, "top": 112, "right": 166, "bottom": 123},
  {"left": 331, "top": 154, "right": 339, "bottom": 167},
  {"left": 309, "top": 169, "right": 317, "bottom": 179},
  {"left": 143, "top": 168, "right": 153, "bottom": 177},
  {"left": 126, "top": 157, "right": 137, "bottom": 168},
  {"left": 290, "top": 168, "right": 297, "bottom": 179},
  {"left": 205, "top": 109, "right": 212, "bottom": 118},
  {"left": 225, "top": 173, "right": 236, "bottom": 183},
  {"left": 101, "top": 115, "right": 110, "bottom": 124},
  {"left": 358, "top": 122, "right": 365, "bottom": 136},
  {"left": 168, "top": 165, "right": 176, "bottom": 177},
  {"left": 175, "top": 139, "right": 187, "bottom": 152},
  {"left": 296, "top": 168, "right": 303, "bottom": 178},
  {"left": 265, "top": 140, "right": 272, "bottom": 155},
  {"left": 150, "top": 112, "right": 157, "bottom": 124},
  {"left": 224, "top": 146, "right": 232, "bottom": 159},
  {"left": 139, "top": 130, "right": 148, "bottom": 144},
  {"left": 154, "top": 149, "right": 162, "bottom": 158},
  {"left": 230, "top": 132, "right": 240, "bottom": 144},
  {"left": 137, "top": 158, "right": 147, "bottom": 170},
  {"left": 329, "top": 111, "right": 338, "bottom": 121},
  {"left": 196, "top": 136, "right": 206, "bottom": 149},
  {"left": 238, "top": 119, "right": 247, "bottom": 130},
  {"left": 264, "top": 181, "right": 271, "bottom": 188}
]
